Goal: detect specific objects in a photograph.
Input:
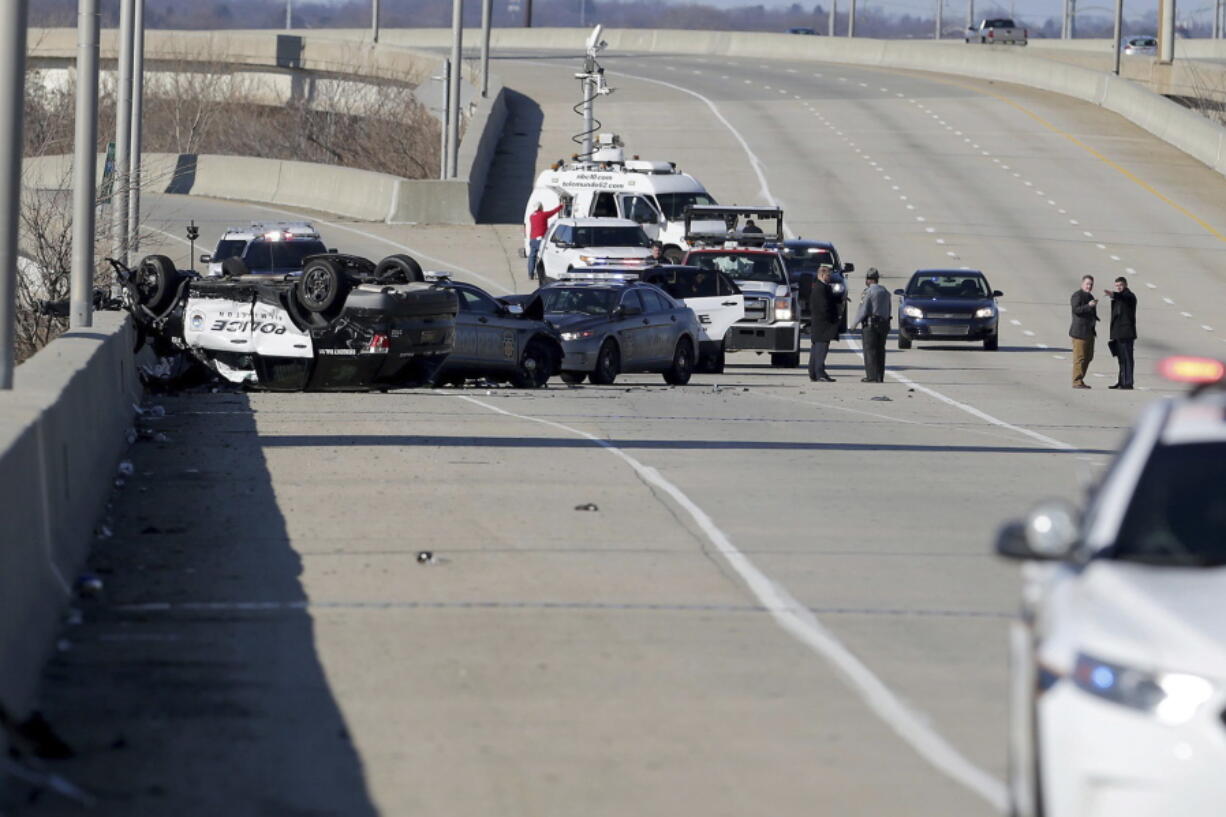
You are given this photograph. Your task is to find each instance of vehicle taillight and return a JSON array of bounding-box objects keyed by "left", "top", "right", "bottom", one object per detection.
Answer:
[
  {"left": 366, "top": 333, "right": 390, "bottom": 353},
  {"left": 1159, "top": 356, "right": 1225, "bottom": 384},
  {"left": 988, "top": 29, "right": 994, "bottom": 37}
]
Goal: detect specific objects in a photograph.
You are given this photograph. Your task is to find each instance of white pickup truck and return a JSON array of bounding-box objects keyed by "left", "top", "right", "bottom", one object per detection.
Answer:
[{"left": 965, "top": 18, "right": 1027, "bottom": 45}]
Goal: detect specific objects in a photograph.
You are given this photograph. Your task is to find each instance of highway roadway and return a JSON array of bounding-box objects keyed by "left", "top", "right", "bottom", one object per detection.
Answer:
[{"left": 20, "top": 45, "right": 1226, "bottom": 816}]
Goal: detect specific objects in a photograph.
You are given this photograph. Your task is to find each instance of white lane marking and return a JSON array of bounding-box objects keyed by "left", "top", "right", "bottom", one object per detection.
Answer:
[
  {"left": 145, "top": 225, "right": 192, "bottom": 247},
  {"left": 610, "top": 68, "right": 785, "bottom": 223},
  {"left": 1125, "top": 267, "right": 1137, "bottom": 274},
  {"left": 1203, "top": 325, "right": 1215, "bottom": 331},
  {"left": 1110, "top": 255, "right": 1121, "bottom": 261},
  {"left": 1181, "top": 312, "right": 1193, "bottom": 318},
  {"left": 1023, "top": 330, "right": 1036, "bottom": 337},
  {"left": 925, "top": 227, "right": 936, "bottom": 233},
  {"left": 1010, "top": 319, "right": 1023, "bottom": 326},
  {"left": 1163, "top": 297, "right": 1175, "bottom": 304},
  {"left": 1037, "top": 343, "right": 1050, "bottom": 349},
  {"left": 1146, "top": 282, "right": 1158, "bottom": 289},
  {"left": 844, "top": 339, "right": 1077, "bottom": 452},
  {"left": 457, "top": 394, "right": 1009, "bottom": 812},
  {"left": 249, "top": 204, "right": 507, "bottom": 292}
]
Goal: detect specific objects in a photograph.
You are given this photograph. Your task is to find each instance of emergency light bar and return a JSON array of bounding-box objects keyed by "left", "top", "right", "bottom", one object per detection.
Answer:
[
  {"left": 559, "top": 270, "right": 640, "bottom": 282},
  {"left": 1160, "top": 356, "right": 1225, "bottom": 385}
]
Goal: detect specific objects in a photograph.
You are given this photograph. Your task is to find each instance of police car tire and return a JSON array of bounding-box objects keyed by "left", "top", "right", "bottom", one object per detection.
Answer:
[
  {"left": 137, "top": 254, "right": 179, "bottom": 313},
  {"left": 984, "top": 333, "right": 999, "bottom": 351},
  {"left": 374, "top": 253, "right": 424, "bottom": 284},
  {"left": 663, "top": 338, "right": 694, "bottom": 385},
  {"left": 898, "top": 335, "right": 912, "bottom": 350},
  {"left": 297, "top": 258, "right": 348, "bottom": 313},
  {"left": 701, "top": 346, "right": 726, "bottom": 374},
  {"left": 512, "top": 339, "right": 553, "bottom": 388},
  {"left": 589, "top": 340, "right": 620, "bottom": 385},
  {"left": 770, "top": 351, "right": 801, "bottom": 368}
]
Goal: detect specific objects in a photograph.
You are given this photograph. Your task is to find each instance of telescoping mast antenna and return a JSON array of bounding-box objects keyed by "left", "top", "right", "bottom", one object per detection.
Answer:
[{"left": 574, "top": 25, "right": 612, "bottom": 160}]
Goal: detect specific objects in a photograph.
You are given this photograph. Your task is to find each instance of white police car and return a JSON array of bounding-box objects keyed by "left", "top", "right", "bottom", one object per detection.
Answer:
[
  {"left": 997, "top": 356, "right": 1226, "bottom": 817},
  {"left": 535, "top": 217, "right": 654, "bottom": 281},
  {"left": 201, "top": 222, "right": 333, "bottom": 277}
]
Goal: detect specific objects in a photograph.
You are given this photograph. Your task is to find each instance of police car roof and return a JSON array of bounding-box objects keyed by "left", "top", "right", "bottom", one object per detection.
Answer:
[
  {"left": 782, "top": 239, "right": 837, "bottom": 251},
  {"left": 1161, "top": 393, "right": 1226, "bottom": 445},
  {"left": 912, "top": 268, "right": 985, "bottom": 277}
]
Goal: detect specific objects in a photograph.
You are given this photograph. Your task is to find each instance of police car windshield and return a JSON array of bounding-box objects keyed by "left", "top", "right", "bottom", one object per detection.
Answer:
[
  {"left": 244, "top": 239, "right": 327, "bottom": 272},
  {"left": 1110, "top": 441, "right": 1226, "bottom": 566},
  {"left": 905, "top": 274, "right": 989, "bottom": 298},
  {"left": 655, "top": 192, "right": 716, "bottom": 221},
  {"left": 539, "top": 287, "right": 620, "bottom": 316},
  {"left": 213, "top": 240, "right": 246, "bottom": 261},
  {"left": 690, "top": 252, "right": 785, "bottom": 284},
  {"left": 572, "top": 226, "right": 651, "bottom": 248}
]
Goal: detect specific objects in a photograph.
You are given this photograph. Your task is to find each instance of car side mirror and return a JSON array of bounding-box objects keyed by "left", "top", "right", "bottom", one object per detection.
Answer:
[
  {"left": 993, "top": 290, "right": 1004, "bottom": 297},
  {"left": 996, "top": 500, "right": 1081, "bottom": 561},
  {"left": 199, "top": 254, "right": 212, "bottom": 263},
  {"left": 843, "top": 262, "right": 855, "bottom": 272},
  {"left": 893, "top": 288, "right": 905, "bottom": 296},
  {"left": 502, "top": 302, "right": 524, "bottom": 316}
]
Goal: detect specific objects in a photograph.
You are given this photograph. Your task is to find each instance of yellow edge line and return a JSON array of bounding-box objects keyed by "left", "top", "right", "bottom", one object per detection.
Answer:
[{"left": 861, "top": 64, "right": 1226, "bottom": 244}]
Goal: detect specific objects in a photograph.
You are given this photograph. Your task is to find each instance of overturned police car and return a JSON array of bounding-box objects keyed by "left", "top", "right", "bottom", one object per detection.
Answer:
[{"left": 118, "top": 252, "right": 458, "bottom": 391}]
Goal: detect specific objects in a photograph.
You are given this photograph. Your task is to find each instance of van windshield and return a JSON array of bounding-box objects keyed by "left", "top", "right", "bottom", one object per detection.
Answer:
[{"left": 655, "top": 192, "right": 717, "bottom": 221}]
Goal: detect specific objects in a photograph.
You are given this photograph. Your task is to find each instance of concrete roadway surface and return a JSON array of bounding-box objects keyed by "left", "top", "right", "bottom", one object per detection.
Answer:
[{"left": 16, "top": 48, "right": 1226, "bottom": 816}]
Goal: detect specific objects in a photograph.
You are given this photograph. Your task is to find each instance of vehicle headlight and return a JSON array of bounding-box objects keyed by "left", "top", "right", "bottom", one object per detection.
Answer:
[
  {"left": 902, "top": 305, "right": 924, "bottom": 319},
  {"left": 974, "top": 306, "right": 996, "bottom": 319},
  {"left": 774, "top": 296, "right": 793, "bottom": 322},
  {"left": 1072, "top": 653, "right": 1216, "bottom": 725},
  {"left": 560, "top": 329, "right": 596, "bottom": 341},
  {"left": 830, "top": 282, "right": 845, "bottom": 294}
]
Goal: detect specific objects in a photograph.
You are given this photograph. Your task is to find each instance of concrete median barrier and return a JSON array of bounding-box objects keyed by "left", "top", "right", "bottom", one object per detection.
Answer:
[{"left": 0, "top": 314, "right": 142, "bottom": 754}]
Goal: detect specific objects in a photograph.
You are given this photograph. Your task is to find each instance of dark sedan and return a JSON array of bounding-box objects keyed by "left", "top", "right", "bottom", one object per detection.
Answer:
[
  {"left": 431, "top": 279, "right": 563, "bottom": 388},
  {"left": 534, "top": 278, "right": 702, "bottom": 385},
  {"left": 894, "top": 269, "right": 1002, "bottom": 350}
]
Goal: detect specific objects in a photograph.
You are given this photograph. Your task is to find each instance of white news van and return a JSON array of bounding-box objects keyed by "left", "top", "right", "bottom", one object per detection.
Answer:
[{"left": 523, "top": 135, "right": 721, "bottom": 265}]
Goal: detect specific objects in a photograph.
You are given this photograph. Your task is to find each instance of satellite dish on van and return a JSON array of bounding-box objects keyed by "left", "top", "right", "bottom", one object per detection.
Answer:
[{"left": 585, "top": 25, "right": 606, "bottom": 56}]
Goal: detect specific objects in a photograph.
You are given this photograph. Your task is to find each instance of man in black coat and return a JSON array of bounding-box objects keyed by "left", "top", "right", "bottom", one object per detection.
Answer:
[
  {"left": 808, "top": 264, "right": 841, "bottom": 382},
  {"left": 1105, "top": 276, "right": 1138, "bottom": 390},
  {"left": 1069, "top": 274, "right": 1099, "bottom": 389}
]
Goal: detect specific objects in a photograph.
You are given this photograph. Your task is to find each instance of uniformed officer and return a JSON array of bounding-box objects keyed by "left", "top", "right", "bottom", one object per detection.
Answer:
[{"left": 853, "top": 268, "right": 891, "bottom": 383}]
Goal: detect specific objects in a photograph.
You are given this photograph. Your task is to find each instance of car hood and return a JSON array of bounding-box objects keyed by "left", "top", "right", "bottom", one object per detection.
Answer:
[
  {"left": 734, "top": 280, "right": 788, "bottom": 296},
  {"left": 545, "top": 313, "right": 607, "bottom": 332},
  {"left": 902, "top": 296, "right": 993, "bottom": 312},
  {"left": 1062, "top": 560, "right": 1226, "bottom": 679}
]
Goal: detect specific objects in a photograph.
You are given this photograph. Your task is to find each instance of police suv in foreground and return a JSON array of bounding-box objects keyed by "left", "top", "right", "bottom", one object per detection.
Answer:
[{"left": 997, "top": 357, "right": 1226, "bottom": 817}]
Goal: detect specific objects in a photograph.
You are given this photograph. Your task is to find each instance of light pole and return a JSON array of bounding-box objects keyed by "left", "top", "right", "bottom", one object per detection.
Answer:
[
  {"left": 439, "top": 59, "right": 450, "bottom": 179},
  {"left": 481, "top": 0, "right": 493, "bottom": 97},
  {"left": 372, "top": 0, "right": 380, "bottom": 44},
  {"left": 286, "top": 0, "right": 292, "bottom": 29},
  {"left": 0, "top": 0, "right": 29, "bottom": 389},
  {"left": 71, "top": 0, "right": 101, "bottom": 330},
  {"left": 447, "top": 0, "right": 463, "bottom": 177},
  {"left": 1159, "top": 0, "right": 1175, "bottom": 62},
  {"left": 936, "top": 0, "right": 943, "bottom": 39},
  {"left": 967, "top": 0, "right": 975, "bottom": 32},
  {"left": 829, "top": 0, "right": 837, "bottom": 35},
  {"left": 127, "top": 0, "right": 145, "bottom": 264},
  {"left": 849, "top": 0, "right": 857, "bottom": 36},
  {"left": 1112, "top": 0, "right": 1124, "bottom": 73},
  {"left": 112, "top": 0, "right": 134, "bottom": 264}
]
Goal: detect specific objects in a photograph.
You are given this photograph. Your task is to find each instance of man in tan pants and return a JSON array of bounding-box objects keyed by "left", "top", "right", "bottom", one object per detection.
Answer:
[{"left": 1069, "top": 275, "right": 1099, "bottom": 388}]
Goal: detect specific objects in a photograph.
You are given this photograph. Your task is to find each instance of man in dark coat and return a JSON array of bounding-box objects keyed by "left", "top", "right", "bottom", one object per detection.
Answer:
[
  {"left": 808, "top": 264, "right": 841, "bottom": 382},
  {"left": 1105, "top": 276, "right": 1138, "bottom": 390},
  {"left": 1069, "top": 274, "right": 1099, "bottom": 389}
]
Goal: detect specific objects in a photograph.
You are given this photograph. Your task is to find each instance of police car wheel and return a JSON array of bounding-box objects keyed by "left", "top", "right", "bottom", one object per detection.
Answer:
[
  {"left": 663, "top": 338, "right": 694, "bottom": 385},
  {"left": 898, "top": 335, "right": 912, "bottom": 350},
  {"left": 297, "top": 259, "right": 347, "bottom": 313},
  {"left": 374, "top": 253, "right": 424, "bottom": 284},
  {"left": 770, "top": 352, "right": 801, "bottom": 368},
  {"left": 512, "top": 340, "right": 552, "bottom": 388},
  {"left": 984, "top": 333, "right": 999, "bottom": 351},
  {"left": 590, "top": 340, "right": 620, "bottom": 385},
  {"left": 136, "top": 254, "right": 180, "bottom": 313}
]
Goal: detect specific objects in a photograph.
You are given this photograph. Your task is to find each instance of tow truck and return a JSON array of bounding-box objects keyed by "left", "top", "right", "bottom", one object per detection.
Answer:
[{"left": 680, "top": 205, "right": 802, "bottom": 368}]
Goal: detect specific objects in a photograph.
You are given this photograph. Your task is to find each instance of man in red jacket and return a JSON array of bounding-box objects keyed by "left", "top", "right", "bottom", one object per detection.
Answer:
[{"left": 527, "top": 202, "right": 563, "bottom": 281}]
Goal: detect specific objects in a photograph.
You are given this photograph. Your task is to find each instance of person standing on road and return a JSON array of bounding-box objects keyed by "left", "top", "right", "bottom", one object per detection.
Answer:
[
  {"left": 853, "top": 268, "right": 891, "bottom": 383},
  {"left": 527, "top": 202, "right": 563, "bottom": 282},
  {"left": 808, "top": 264, "right": 840, "bottom": 382},
  {"left": 1105, "top": 276, "right": 1137, "bottom": 390},
  {"left": 1070, "top": 274, "right": 1099, "bottom": 389}
]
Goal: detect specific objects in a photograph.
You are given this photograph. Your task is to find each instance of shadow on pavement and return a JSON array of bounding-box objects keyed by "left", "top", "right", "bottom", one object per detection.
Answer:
[
  {"left": 478, "top": 88, "right": 543, "bottom": 224},
  {"left": 17, "top": 393, "right": 376, "bottom": 817},
  {"left": 257, "top": 434, "right": 1106, "bottom": 455}
]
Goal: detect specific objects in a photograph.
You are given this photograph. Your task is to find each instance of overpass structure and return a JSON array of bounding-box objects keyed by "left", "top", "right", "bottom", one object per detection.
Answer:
[{"left": 3, "top": 27, "right": 1226, "bottom": 815}]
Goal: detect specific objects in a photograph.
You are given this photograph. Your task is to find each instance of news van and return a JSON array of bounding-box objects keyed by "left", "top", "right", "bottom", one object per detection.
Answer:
[{"left": 523, "top": 134, "right": 723, "bottom": 269}]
